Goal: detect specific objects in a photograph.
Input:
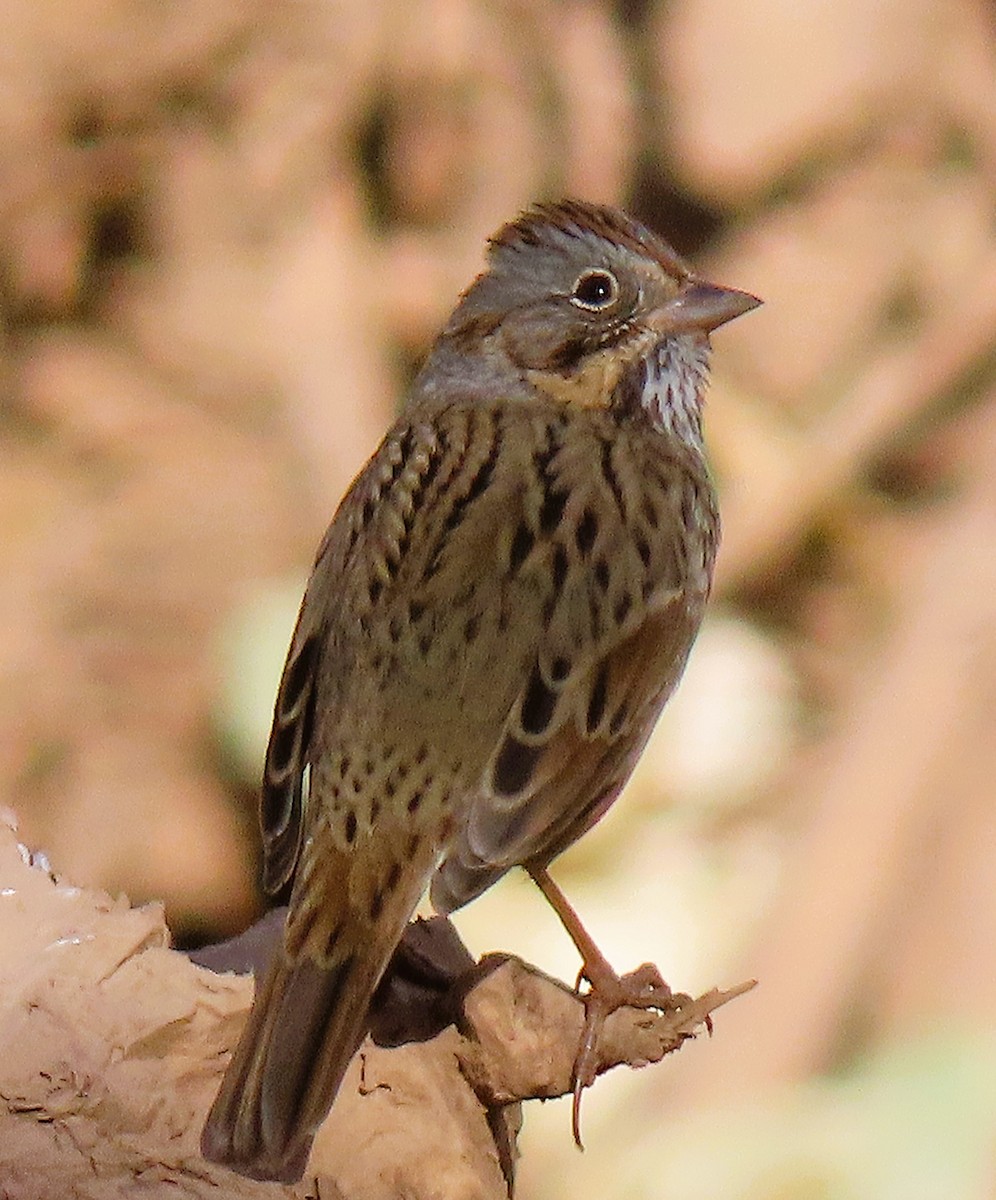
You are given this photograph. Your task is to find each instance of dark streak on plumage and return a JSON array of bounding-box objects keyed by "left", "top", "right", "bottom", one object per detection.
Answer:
[
  {"left": 282, "top": 636, "right": 317, "bottom": 718},
  {"left": 599, "top": 437, "right": 625, "bottom": 516},
  {"left": 551, "top": 655, "right": 571, "bottom": 682},
  {"left": 268, "top": 723, "right": 297, "bottom": 777},
  {"left": 324, "top": 922, "right": 341, "bottom": 957},
  {"left": 388, "top": 427, "right": 416, "bottom": 493},
  {"left": 575, "top": 508, "right": 598, "bottom": 557},
  {"left": 549, "top": 335, "right": 587, "bottom": 374},
  {"left": 422, "top": 411, "right": 502, "bottom": 581},
  {"left": 493, "top": 735, "right": 541, "bottom": 797},
  {"left": 586, "top": 663, "right": 610, "bottom": 733},
  {"left": 521, "top": 663, "right": 557, "bottom": 736},
  {"left": 509, "top": 522, "right": 535, "bottom": 571},
  {"left": 614, "top": 593, "right": 632, "bottom": 623},
  {"left": 612, "top": 353, "right": 647, "bottom": 420}
]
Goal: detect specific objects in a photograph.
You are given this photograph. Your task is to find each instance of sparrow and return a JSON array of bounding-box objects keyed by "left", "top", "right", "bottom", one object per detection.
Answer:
[{"left": 201, "top": 199, "right": 760, "bottom": 1181}]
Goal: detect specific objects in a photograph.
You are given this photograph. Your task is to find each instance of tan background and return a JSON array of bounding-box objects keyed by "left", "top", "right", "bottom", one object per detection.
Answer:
[{"left": 1, "top": 1, "right": 994, "bottom": 1196}]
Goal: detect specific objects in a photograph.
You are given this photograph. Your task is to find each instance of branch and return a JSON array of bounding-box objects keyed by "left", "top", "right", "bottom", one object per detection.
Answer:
[{"left": 0, "top": 811, "right": 753, "bottom": 1199}]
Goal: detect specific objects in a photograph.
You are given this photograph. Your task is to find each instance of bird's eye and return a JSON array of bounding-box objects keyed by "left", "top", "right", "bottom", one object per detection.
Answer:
[{"left": 570, "top": 269, "right": 619, "bottom": 310}]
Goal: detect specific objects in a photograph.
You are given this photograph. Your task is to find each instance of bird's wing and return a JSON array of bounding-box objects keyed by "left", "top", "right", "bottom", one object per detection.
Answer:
[
  {"left": 431, "top": 589, "right": 700, "bottom": 912},
  {"left": 431, "top": 409, "right": 714, "bottom": 912}
]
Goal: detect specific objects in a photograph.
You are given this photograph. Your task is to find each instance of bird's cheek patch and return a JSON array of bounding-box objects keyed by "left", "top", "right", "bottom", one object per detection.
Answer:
[
  {"left": 501, "top": 304, "right": 585, "bottom": 371},
  {"left": 526, "top": 350, "right": 624, "bottom": 410}
]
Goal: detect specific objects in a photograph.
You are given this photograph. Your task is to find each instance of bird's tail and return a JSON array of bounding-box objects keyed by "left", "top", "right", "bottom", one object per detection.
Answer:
[{"left": 200, "top": 936, "right": 390, "bottom": 1182}]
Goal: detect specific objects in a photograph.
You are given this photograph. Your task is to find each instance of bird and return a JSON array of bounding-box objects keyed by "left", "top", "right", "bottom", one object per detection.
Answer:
[{"left": 201, "top": 199, "right": 760, "bottom": 1181}]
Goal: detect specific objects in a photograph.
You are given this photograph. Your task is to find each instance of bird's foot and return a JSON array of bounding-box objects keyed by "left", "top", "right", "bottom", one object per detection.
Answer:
[
  {"left": 525, "top": 866, "right": 689, "bottom": 1146},
  {"left": 570, "top": 960, "right": 684, "bottom": 1147}
]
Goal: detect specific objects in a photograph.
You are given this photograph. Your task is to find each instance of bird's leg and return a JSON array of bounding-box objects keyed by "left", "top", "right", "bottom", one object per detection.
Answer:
[{"left": 527, "top": 866, "right": 678, "bottom": 1147}]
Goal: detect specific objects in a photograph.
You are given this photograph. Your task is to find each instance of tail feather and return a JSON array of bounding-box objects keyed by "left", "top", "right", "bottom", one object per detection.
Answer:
[{"left": 201, "top": 945, "right": 384, "bottom": 1182}]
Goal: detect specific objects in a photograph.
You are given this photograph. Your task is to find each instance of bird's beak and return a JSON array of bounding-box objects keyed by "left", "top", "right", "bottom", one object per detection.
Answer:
[{"left": 650, "top": 281, "right": 762, "bottom": 335}]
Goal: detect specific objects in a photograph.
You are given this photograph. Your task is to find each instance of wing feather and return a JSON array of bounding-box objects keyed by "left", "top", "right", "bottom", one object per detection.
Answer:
[{"left": 429, "top": 408, "right": 714, "bottom": 914}]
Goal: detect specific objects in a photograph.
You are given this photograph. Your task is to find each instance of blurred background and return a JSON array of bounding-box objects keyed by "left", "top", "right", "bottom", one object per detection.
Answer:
[{"left": 1, "top": 0, "right": 994, "bottom": 1196}]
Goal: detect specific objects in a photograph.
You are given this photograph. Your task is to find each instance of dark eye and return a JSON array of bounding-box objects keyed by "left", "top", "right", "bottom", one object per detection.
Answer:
[{"left": 571, "top": 269, "right": 619, "bottom": 310}]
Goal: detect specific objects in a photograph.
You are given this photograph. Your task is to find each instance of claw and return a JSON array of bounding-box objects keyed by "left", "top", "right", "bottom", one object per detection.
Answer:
[
  {"left": 571, "top": 1075, "right": 586, "bottom": 1149},
  {"left": 569, "top": 993, "right": 603, "bottom": 1148}
]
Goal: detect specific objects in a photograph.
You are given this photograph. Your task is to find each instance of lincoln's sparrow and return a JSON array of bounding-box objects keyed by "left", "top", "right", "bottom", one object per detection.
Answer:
[{"left": 201, "top": 200, "right": 760, "bottom": 1181}]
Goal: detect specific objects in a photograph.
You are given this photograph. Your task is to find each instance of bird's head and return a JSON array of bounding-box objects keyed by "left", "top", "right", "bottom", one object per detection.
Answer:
[{"left": 417, "top": 200, "right": 759, "bottom": 429}]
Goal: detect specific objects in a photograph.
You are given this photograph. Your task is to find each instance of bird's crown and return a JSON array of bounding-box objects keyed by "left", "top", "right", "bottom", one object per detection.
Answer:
[{"left": 487, "top": 199, "right": 692, "bottom": 283}]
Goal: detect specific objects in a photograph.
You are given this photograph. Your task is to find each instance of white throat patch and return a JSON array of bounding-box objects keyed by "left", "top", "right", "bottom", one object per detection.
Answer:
[{"left": 640, "top": 336, "right": 711, "bottom": 451}]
